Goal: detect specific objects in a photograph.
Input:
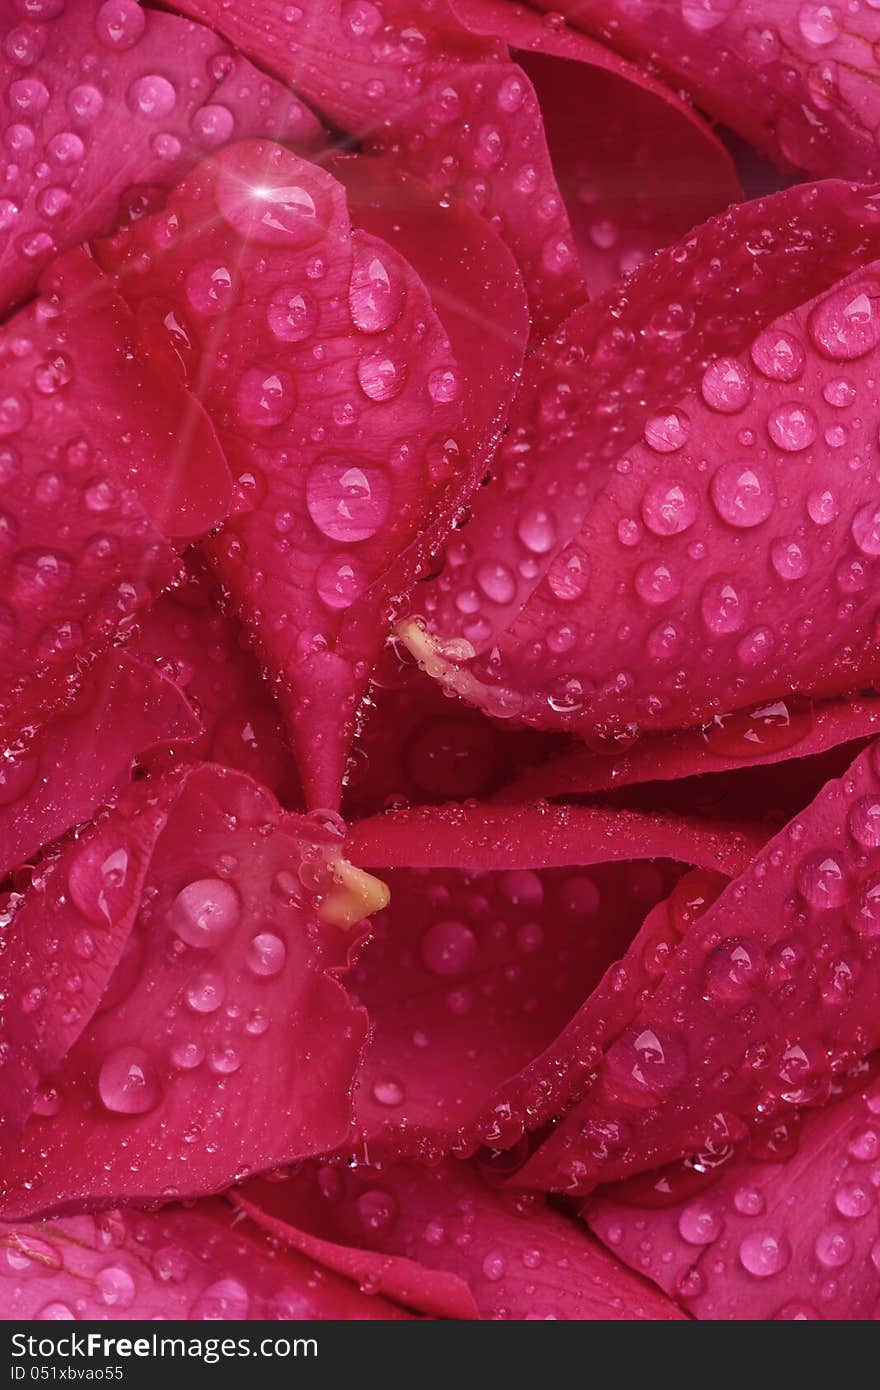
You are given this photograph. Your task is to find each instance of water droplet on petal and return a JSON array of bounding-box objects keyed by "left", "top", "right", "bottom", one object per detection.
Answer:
[{"left": 98, "top": 1046, "right": 161, "bottom": 1115}]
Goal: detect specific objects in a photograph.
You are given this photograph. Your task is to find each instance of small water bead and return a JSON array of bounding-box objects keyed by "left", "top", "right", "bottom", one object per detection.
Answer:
[
  {"left": 127, "top": 74, "right": 177, "bottom": 120},
  {"left": 475, "top": 560, "right": 516, "bottom": 605},
  {"left": 851, "top": 503, "right": 880, "bottom": 556},
  {"left": 36, "top": 186, "right": 71, "bottom": 220},
  {"left": 848, "top": 795, "right": 880, "bottom": 848},
  {"left": 315, "top": 553, "right": 366, "bottom": 609},
  {"left": 807, "top": 487, "right": 838, "bottom": 525},
  {"left": 710, "top": 461, "right": 775, "bottom": 528},
  {"left": 0, "top": 390, "right": 31, "bottom": 436},
  {"left": 185, "top": 262, "right": 236, "bottom": 317},
  {"left": 372, "top": 1077, "right": 404, "bottom": 1107},
  {"left": 640, "top": 480, "right": 698, "bottom": 537},
  {"left": 97, "top": 1265, "right": 135, "bottom": 1308},
  {"left": 738, "top": 1230, "right": 791, "bottom": 1277},
  {"left": 8, "top": 76, "right": 49, "bottom": 114},
  {"left": 192, "top": 104, "right": 235, "bottom": 147},
  {"left": 833, "top": 1181, "right": 872, "bottom": 1219},
  {"left": 514, "top": 509, "right": 556, "bottom": 558},
  {"left": 267, "top": 285, "right": 316, "bottom": 342},
  {"left": 349, "top": 247, "right": 404, "bottom": 333},
  {"left": 767, "top": 402, "right": 817, "bottom": 452},
  {"left": 797, "top": 2, "right": 839, "bottom": 45},
  {"left": 605, "top": 1025, "right": 687, "bottom": 1099},
  {"left": 246, "top": 932, "right": 286, "bottom": 977},
  {"left": 634, "top": 560, "right": 679, "bottom": 606},
  {"left": 677, "top": 1203, "right": 722, "bottom": 1246},
  {"left": 191, "top": 1278, "right": 250, "bottom": 1320},
  {"left": 171, "top": 879, "right": 240, "bottom": 948},
  {"left": 750, "top": 329, "right": 805, "bottom": 382},
  {"left": 853, "top": 871, "right": 880, "bottom": 937},
  {"left": 701, "top": 357, "right": 752, "bottom": 412},
  {"left": 809, "top": 282, "right": 880, "bottom": 360},
  {"left": 814, "top": 1225, "right": 853, "bottom": 1268},
  {"left": 98, "top": 1046, "right": 161, "bottom": 1115},
  {"left": 68, "top": 83, "right": 104, "bottom": 121},
  {"left": 421, "top": 920, "right": 477, "bottom": 976},
  {"left": 701, "top": 576, "right": 748, "bottom": 634},
  {"left": 151, "top": 132, "right": 182, "bottom": 162},
  {"left": 797, "top": 849, "right": 847, "bottom": 909},
  {"left": 771, "top": 536, "right": 809, "bottom": 581},
  {"left": 734, "top": 1186, "right": 765, "bottom": 1217},
  {"left": 8, "top": 545, "right": 65, "bottom": 597},
  {"left": 185, "top": 972, "right": 226, "bottom": 1014},
  {"left": 356, "top": 1188, "right": 398, "bottom": 1232},
  {"left": 546, "top": 548, "right": 589, "bottom": 601},
  {"left": 643, "top": 409, "right": 690, "bottom": 453},
  {"left": 680, "top": 0, "right": 738, "bottom": 29},
  {"left": 209, "top": 1045, "right": 241, "bottom": 1075},
  {"left": 357, "top": 350, "right": 405, "bottom": 402},
  {"left": 427, "top": 367, "right": 459, "bottom": 404},
  {"left": 170, "top": 1040, "right": 205, "bottom": 1071},
  {"left": 96, "top": 0, "right": 146, "bottom": 49},
  {"left": 306, "top": 458, "right": 390, "bottom": 542},
  {"left": 235, "top": 367, "right": 295, "bottom": 430},
  {"left": 848, "top": 1125, "right": 880, "bottom": 1161}
]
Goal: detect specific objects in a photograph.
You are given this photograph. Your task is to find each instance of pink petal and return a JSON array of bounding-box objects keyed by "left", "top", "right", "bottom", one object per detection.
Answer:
[
  {"left": 0, "top": 651, "right": 199, "bottom": 877},
  {"left": 500, "top": 693, "right": 880, "bottom": 803},
  {"left": 343, "top": 645, "right": 562, "bottom": 817},
  {"left": 0, "top": 0, "right": 324, "bottom": 316},
  {"left": 404, "top": 183, "right": 880, "bottom": 742},
  {"left": 526, "top": 0, "right": 880, "bottom": 182},
  {"left": 0, "top": 763, "right": 382, "bottom": 1217},
  {"left": 452, "top": 0, "right": 742, "bottom": 290},
  {"left": 97, "top": 140, "right": 526, "bottom": 809},
  {"left": 0, "top": 1199, "right": 409, "bottom": 1319},
  {"left": 585, "top": 1060, "right": 880, "bottom": 1320},
  {"left": 164, "top": 0, "right": 584, "bottom": 333},
  {"left": 346, "top": 802, "right": 760, "bottom": 1156},
  {"left": 132, "top": 554, "right": 299, "bottom": 803},
  {"left": 521, "top": 739, "right": 880, "bottom": 1193},
  {"left": 238, "top": 1157, "right": 686, "bottom": 1320},
  {"left": 0, "top": 249, "right": 229, "bottom": 746}
]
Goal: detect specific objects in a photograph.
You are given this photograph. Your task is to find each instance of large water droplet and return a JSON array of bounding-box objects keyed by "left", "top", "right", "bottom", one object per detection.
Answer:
[
  {"left": 420, "top": 920, "right": 477, "bottom": 975},
  {"left": 306, "top": 458, "right": 390, "bottom": 542},
  {"left": 98, "top": 1046, "right": 161, "bottom": 1115},
  {"left": 710, "top": 462, "right": 775, "bottom": 528},
  {"left": 171, "top": 879, "right": 240, "bottom": 948},
  {"left": 809, "top": 282, "right": 880, "bottom": 360}
]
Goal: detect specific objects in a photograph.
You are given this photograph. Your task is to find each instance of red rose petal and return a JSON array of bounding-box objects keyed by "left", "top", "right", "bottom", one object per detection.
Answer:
[
  {"left": 452, "top": 0, "right": 742, "bottom": 291},
  {"left": 0, "top": 249, "right": 229, "bottom": 746},
  {"left": 585, "top": 1061, "right": 880, "bottom": 1320},
  {"left": 164, "top": 0, "right": 584, "bottom": 333},
  {"left": 0, "top": 0, "right": 324, "bottom": 316},
  {"left": 0, "top": 763, "right": 383, "bottom": 1217},
  {"left": 0, "top": 1199, "right": 409, "bottom": 1319},
  {"left": 0, "top": 651, "right": 199, "bottom": 877},
  {"left": 521, "top": 739, "right": 880, "bottom": 1194},
  {"left": 403, "top": 183, "right": 880, "bottom": 744},
  {"left": 346, "top": 802, "right": 759, "bottom": 1156},
  {"left": 132, "top": 554, "right": 299, "bottom": 803},
  {"left": 344, "top": 645, "right": 561, "bottom": 817},
  {"left": 98, "top": 140, "right": 526, "bottom": 809},
  {"left": 237, "top": 1157, "right": 686, "bottom": 1320},
  {"left": 499, "top": 693, "right": 880, "bottom": 804},
  {"left": 527, "top": 0, "right": 880, "bottom": 182}
]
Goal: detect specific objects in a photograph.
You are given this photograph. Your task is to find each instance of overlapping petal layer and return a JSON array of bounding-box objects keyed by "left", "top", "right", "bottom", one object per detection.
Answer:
[
  {"left": 0, "top": 248, "right": 229, "bottom": 745},
  {"left": 238, "top": 1157, "right": 686, "bottom": 1320},
  {"left": 0, "top": 0, "right": 323, "bottom": 316},
  {"left": 405, "top": 182, "right": 880, "bottom": 747},
  {"left": 98, "top": 139, "right": 526, "bottom": 807},
  {"left": 346, "top": 802, "right": 759, "bottom": 1157},
  {"left": 521, "top": 740, "right": 880, "bottom": 1194},
  {"left": 0, "top": 763, "right": 384, "bottom": 1218},
  {"left": 585, "top": 1061, "right": 880, "bottom": 1320}
]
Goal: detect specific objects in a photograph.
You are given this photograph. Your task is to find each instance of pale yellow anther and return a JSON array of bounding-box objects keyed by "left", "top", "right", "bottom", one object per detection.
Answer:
[{"left": 319, "top": 859, "right": 390, "bottom": 929}]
